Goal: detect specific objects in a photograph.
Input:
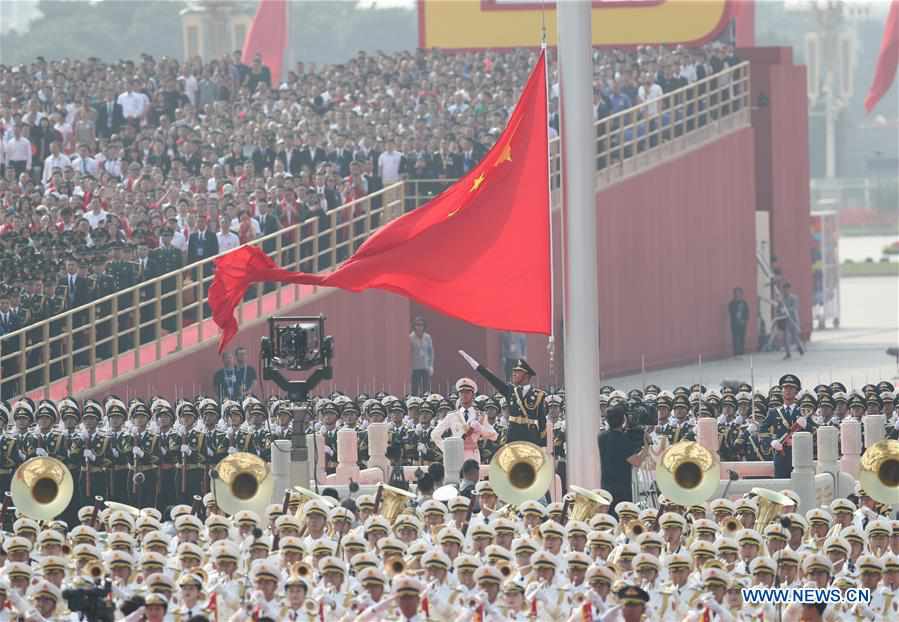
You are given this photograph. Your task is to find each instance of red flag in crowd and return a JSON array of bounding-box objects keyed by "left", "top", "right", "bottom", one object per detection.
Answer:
[
  {"left": 241, "top": 0, "right": 287, "bottom": 85},
  {"left": 209, "top": 51, "right": 551, "bottom": 352},
  {"left": 865, "top": 0, "right": 899, "bottom": 113}
]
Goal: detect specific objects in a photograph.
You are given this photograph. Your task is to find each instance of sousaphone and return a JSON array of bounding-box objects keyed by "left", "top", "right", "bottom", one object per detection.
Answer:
[
  {"left": 655, "top": 441, "right": 721, "bottom": 506},
  {"left": 11, "top": 457, "right": 74, "bottom": 521},
  {"left": 568, "top": 485, "right": 606, "bottom": 523},
  {"left": 488, "top": 441, "right": 554, "bottom": 505},
  {"left": 859, "top": 440, "right": 899, "bottom": 505},
  {"left": 212, "top": 452, "right": 274, "bottom": 517}
]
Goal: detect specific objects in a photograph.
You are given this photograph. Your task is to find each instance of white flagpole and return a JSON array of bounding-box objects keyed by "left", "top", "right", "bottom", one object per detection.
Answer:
[{"left": 558, "top": 0, "right": 601, "bottom": 490}]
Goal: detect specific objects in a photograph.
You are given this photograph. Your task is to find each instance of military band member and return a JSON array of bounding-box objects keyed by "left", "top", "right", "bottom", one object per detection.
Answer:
[
  {"left": 318, "top": 400, "right": 340, "bottom": 474},
  {"left": 32, "top": 400, "right": 66, "bottom": 460},
  {"left": 460, "top": 350, "right": 547, "bottom": 447},
  {"left": 104, "top": 396, "right": 133, "bottom": 503},
  {"left": 662, "top": 395, "right": 695, "bottom": 444}
]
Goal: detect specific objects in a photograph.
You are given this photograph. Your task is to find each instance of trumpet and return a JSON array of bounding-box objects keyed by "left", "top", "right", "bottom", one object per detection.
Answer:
[{"left": 385, "top": 556, "right": 406, "bottom": 577}]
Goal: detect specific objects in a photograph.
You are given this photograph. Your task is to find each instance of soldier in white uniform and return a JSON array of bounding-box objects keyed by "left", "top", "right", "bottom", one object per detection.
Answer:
[{"left": 430, "top": 377, "right": 497, "bottom": 463}]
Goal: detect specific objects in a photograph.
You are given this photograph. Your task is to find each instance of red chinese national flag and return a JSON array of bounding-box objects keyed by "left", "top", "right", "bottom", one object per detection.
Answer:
[
  {"left": 241, "top": 0, "right": 287, "bottom": 85},
  {"left": 865, "top": 0, "right": 899, "bottom": 113},
  {"left": 209, "top": 51, "right": 551, "bottom": 352}
]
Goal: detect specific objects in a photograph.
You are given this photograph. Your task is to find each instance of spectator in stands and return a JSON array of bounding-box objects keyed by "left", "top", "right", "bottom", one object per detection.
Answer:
[
  {"left": 217, "top": 216, "right": 240, "bottom": 253},
  {"left": 728, "top": 287, "right": 749, "bottom": 357},
  {"left": 234, "top": 346, "right": 258, "bottom": 399},
  {"left": 213, "top": 350, "right": 239, "bottom": 402},
  {"left": 410, "top": 316, "right": 434, "bottom": 396}
]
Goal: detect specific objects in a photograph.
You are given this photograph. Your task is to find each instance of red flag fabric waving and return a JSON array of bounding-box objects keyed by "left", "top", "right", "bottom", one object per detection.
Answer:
[
  {"left": 865, "top": 0, "right": 899, "bottom": 113},
  {"left": 241, "top": 0, "right": 287, "bottom": 86},
  {"left": 209, "top": 51, "right": 550, "bottom": 352}
]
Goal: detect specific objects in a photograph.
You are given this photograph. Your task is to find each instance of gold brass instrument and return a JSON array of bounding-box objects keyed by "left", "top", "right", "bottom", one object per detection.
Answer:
[
  {"left": 488, "top": 441, "right": 554, "bottom": 505},
  {"left": 378, "top": 484, "right": 416, "bottom": 523},
  {"left": 212, "top": 452, "right": 274, "bottom": 517},
  {"left": 294, "top": 560, "right": 314, "bottom": 579},
  {"left": 493, "top": 504, "right": 518, "bottom": 519},
  {"left": 385, "top": 556, "right": 406, "bottom": 578},
  {"left": 83, "top": 560, "right": 106, "bottom": 582},
  {"left": 11, "top": 457, "right": 74, "bottom": 521},
  {"left": 751, "top": 488, "right": 795, "bottom": 532},
  {"left": 722, "top": 517, "right": 742, "bottom": 535},
  {"left": 291, "top": 485, "right": 338, "bottom": 519},
  {"left": 304, "top": 599, "right": 320, "bottom": 616},
  {"left": 859, "top": 440, "right": 899, "bottom": 505},
  {"left": 627, "top": 522, "right": 645, "bottom": 539},
  {"left": 655, "top": 441, "right": 720, "bottom": 506},
  {"left": 497, "top": 562, "right": 513, "bottom": 578},
  {"left": 568, "top": 485, "right": 605, "bottom": 523}
]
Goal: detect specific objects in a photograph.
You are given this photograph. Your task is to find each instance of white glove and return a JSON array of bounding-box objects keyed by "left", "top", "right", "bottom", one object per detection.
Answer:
[
  {"left": 228, "top": 446, "right": 237, "bottom": 454},
  {"left": 797, "top": 416, "right": 807, "bottom": 429},
  {"left": 35, "top": 448, "right": 48, "bottom": 457},
  {"left": 417, "top": 442, "right": 427, "bottom": 454},
  {"left": 111, "top": 448, "right": 120, "bottom": 459},
  {"left": 747, "top": 423, "right": 758, "bottom": 434},
  {"left": 894, "top": 420, "right": 899, "bottom": 432},
  {"left": 132, "top": 447, "right": 144, "bottom": 458},
  {"left": 324, "top": 445, "right": 334, "bottom": 458},
  {"left": 598, "top": 605, "right": 622, "bottom": 622},
  {"left": 469, "top": 420, "right": 482, "bottom": 434},
  {"left": 81, "top": 431, "right": 90, "bottom": 442},
  {"left": 180, "top": 444, "right": 191, "bottom": 456},
  {"left": 771, "top": 440, "right": 783, "bottom": 452},
  {"left": 84, "top": 449, "right": 96, "bottom": 462},
  {"left": 459, "top": 349, "right": 479, "bottom": 370},
  {"left": 734, "top": 415, "right": 744, "bottom": 425}
]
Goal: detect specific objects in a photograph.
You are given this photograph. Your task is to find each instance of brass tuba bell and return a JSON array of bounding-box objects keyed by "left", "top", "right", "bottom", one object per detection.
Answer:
[
  {"left": 211, "top": 452, "right": 274, "bottom": 517},
  {"left": 82, "top": 560, "right": 106, "bottom": 582},
  {"left": 488, "top": 441, "right": 554, "bottom": 505},
  {"left": 11, "top": 457, "right": 74, "bottom": 522},
  {"left": 655, "top": 441, "right": 721, "bottom": 506},
  {"left": 859, "top": 440, "right": 899, "bottom": 505},
  {"left": 568, "top": 485, "right": 606, "bottom": 523},
  {"left": 291, "top": 485, "right": 337, "bottom": 519},
  {"left": 751, "top": 487, "right": 795, "bottom": 532},
  {"left": 385, "top": 556, "right": 406, "bottom": 577},
  {"left": 378, "top": 484, "right": 416, "bottom": 523},
  {"left": 722, "top": 516, "right": 742, "bottom": 535}
]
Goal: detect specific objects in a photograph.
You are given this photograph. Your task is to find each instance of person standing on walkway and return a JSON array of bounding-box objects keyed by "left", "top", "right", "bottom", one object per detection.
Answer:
[
  {"left": 410, "top": 316, "right": 433, "bottom": 395},
  {"left": 781, "top": 282, "right": 804, "bottom": 359},
  {"left": 728, "top": 287, "right": 749, "bottom": 357}
]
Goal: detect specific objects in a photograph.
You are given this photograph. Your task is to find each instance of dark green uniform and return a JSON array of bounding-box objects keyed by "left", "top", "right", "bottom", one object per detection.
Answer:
[
  {"left": 156, "top": 427, "right": 181, "bottom": 513},
  {"left": 148, "top": 243, "right": 183, "bottom": 332},
  {"left": 106, "top": 428, "right": 133, "bottom": 503},
  {"left": 109, "top": 258, "right": 138, "bottom": 351},
  {"left": 131, "top": 428, "right": 160, "bottom": 509},
  {"left": 179, "top": 428, "right": 207, "bottom": 504}
]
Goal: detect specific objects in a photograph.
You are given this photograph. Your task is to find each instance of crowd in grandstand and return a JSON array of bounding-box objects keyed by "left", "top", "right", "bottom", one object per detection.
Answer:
[
  {"left": 0, "top": 373, "right": 896, "bottom": 620},
  {"left": 0, "top": 42, "right": 740, "bottom": 365}
]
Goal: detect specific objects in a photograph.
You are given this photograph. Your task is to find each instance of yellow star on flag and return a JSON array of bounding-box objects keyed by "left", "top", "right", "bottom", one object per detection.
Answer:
[{"left": 469, "top": 173, "right": 486, "bottom": 192}]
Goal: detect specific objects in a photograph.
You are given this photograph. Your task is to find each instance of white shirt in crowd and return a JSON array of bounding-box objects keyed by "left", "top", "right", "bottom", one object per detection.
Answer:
[
  {"left": 70, "top": 155, "right": 98, "bottom": 176},
  {"left": 96, "top": 154, "right": 123, "bottom": 179},
  {"left": 378, "top": 150, "right": 403, "bottom": 183},
  {"left": 638, "top": 82, "right": 664, "bottom": 116},
  {"left": 2, "top": 137, "right": 32, "bottom": 169},
  {"left": 217, "top": 230, "right": 240, "bottom": 253},
  {"left": 117, "top": 90, "right": 150, "bottom": 119},
  {"left": 85, "top": 209, "right": 109, "bottom": 229},
  {"left": 169, "top": 230, "right": 188, "bottom": 252},
  {"left": 230, "top": 217, "right": 261, "bottom": 239},
  {"left": 42, "top": 153, "right": 71, "bottom": 183},
  {"left": 679, "top": 63, "right": 697, "bottom": 84}
]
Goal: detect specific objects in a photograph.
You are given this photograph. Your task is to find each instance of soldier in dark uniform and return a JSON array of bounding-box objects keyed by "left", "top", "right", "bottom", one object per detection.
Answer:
[
  {"left": 460, "top": 351, "right": 548, "bottom": 447},
  {"left": 339, "top": 401, "right": 367, "bottom": 467},
  {"left": 153, "top": 399, "right": 181, "bottom": 513},
  {"left": 0, "top": 404, "right": 16, "bottom": 519},
  {"left": 105, "top": 397, "right": 133, "bottom": 503},
  {"left": 759, "top": 374, "right": 815, "bottom": 478},
  {"left": 129, "top": 399, "right": 159, "bottom": 510},
  {"left": 388, "top": 401, "right": 407, "bottom": 466},
  {"left": 547, "top": 394, "right": 567, "bottom": 490},
  {"left": 148, "top": 229, "right": 183, "bottom": 333},
  {"left": 245, "top": 397, "right": 273, "bottom": 462},
  {"left": 135, "top": 240, "right": 156, "bottom": 344},
  {"left": 199, "top": 398, "right": 226, "bottom": 491},
  {"left": 414, "top": 401, "right": 439, "bottom": 465},
  {"left": 717, "top": 394, "right": 741, "bottom": 461},
  {"left": 318, "top": 400, "right": 339, "bottom": 474},
  {"left": 57, "top": 398, "right": 83, "bottom": 526},
  {"left": 478, "top": 397, "right": 503, "bottom": 462},
  {"left": 176, "top": 401, "right": 207, "bottom": 505},
  {"left": 220, "top": 400, "right": 252, "bottom": 455},
  {"left": 11, "top": 400, "right": 37, "bottom": 466},
  {"left": 108, "top": 241, "right": 138, "bottom": 352},
  {"left": 92, "top": 255, "right": 117, "bottom": 360},
  {"left": 31, "top": 400, "right": 66, "bottom": 460},
  {"left": 662, "top": 395, "right": 696, "bottom": 444},
  {"left": 80, "top": 400, "right": 110, "bottom": 506},
  {"left": 46, "top": 275, "right": 67, "bottom": 381}
]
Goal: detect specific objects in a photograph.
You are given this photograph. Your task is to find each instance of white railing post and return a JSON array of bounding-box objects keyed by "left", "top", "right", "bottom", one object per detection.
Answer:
[
  {"left": 863, "top": 415, "right": 886, "bottom": 447},
  {"left": 271, "top": 439, "right": 291, "bottom": 505},
  {"left": 816, "top": 426, "right": 843, "bottom": 498},
  {"left": 335, "top": 428, "right": 360, "bottom": 484},
  {"left": 840, "top": 420, "right": 863, "bottom": 478},
  {"left": 790, "top": 431, "right": 816, "bottom": 513},
  {"left": 366, "top": 422, "right": 390, "bottom": 481},
  {"left": 307, "top": 432, "right": 327, "bottom": 485},
  {"left": 443, "top": 437, "right": 464, "bottom": 485},
  {"left": 696, "top": 417, "right": 719, "bottom": 455}
]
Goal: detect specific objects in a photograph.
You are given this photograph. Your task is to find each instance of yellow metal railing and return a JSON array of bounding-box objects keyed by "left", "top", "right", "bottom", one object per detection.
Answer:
[{"left": 0, "top": 61, "right": 750, "bottom": 399}]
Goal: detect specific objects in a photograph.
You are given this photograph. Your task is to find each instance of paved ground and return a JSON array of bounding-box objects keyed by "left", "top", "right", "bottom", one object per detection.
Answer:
[{"left": 607, "top": 276, "right": 899, "bottom": 391}]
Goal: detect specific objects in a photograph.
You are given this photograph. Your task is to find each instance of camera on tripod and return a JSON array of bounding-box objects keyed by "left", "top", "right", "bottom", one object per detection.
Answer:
[
  {"left": 62, "top": 580, "right": 115, "bottom": 622},
  {"left": 261, "top": 315, "right": 333, "bottom": 371}
]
